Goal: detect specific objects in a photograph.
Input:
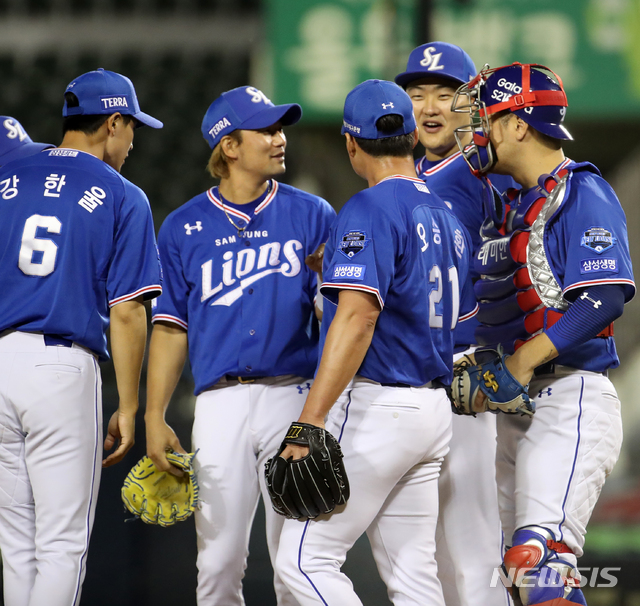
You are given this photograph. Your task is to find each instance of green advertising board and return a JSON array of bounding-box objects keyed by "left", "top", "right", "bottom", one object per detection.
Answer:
[
  {"left": 432, "top": 0, "right": 640, "bottom": 116},
  {"left": 266, "top": 0, "right": 640, "bottom": 121},
  {"left": 265, "top": 0, "right": 417, "bottom": 122}
]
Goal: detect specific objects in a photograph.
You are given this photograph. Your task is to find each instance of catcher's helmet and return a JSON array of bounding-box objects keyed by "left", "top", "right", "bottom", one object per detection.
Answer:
[{"left": 453, "top": 63, "right": 571, "bottom": 176}]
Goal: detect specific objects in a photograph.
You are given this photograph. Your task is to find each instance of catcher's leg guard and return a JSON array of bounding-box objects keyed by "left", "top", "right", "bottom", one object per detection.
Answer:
[{"left": 502, "top": 526, "right": 586, "bottom": 606}]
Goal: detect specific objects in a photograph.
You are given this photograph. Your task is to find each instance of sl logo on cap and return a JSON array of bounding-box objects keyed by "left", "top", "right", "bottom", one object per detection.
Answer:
[
  {"left": 420, "top": 46, "right": 444, "bottom": 71},
  {"left": 245, "top": 87, "right": 272, "bottom": 105}
]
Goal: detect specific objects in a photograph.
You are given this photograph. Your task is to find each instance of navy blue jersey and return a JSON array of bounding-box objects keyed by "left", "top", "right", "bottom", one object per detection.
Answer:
[
  {"left": 0, "top": 148, "right": 162, "bottom": 360},
  {"left": 541, "top": 160, "right": 634, "bottom": 371},
  {"left": 151, "top": 180, "right": 336, "bottom": 395},
  {"left": 416, "top": 151, "right": 515, "bottom": 349},
  {"left": 321, "top": 175, "right": 475, "bottom": 386}
]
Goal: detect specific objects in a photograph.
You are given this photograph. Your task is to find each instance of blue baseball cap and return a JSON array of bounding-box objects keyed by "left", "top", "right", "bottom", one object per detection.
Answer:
[
  {"left": 201, "top": 86, "right": 302, "bottom": 149},
  {"left": 395, "top": 42, "right": 476, "bottom": 89},
  {"left": 62, "top": 68, "right": 163, "bottom": 129},
  {"left": 0, "top": 116, "right": 53, "bottom": 165},
  {"left": 341, "top": 79, "right": 416, "bottom": 140}
]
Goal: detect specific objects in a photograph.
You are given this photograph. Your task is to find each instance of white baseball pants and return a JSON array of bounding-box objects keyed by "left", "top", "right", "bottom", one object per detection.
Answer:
[
  {"left": 0, "top": 331, "right": 102, "bottom": 606},
  {"left": 192, "top": 375, "right": 311, "bottom": 606},
  {"left": 276, "top": 377, "right": 452, "bottom": 606},
  {"left": 496, "top": 368, "right": 623, "bottom": 562},
  {"left": 436, "top": 412, "right": 509, "bottom": 606}
]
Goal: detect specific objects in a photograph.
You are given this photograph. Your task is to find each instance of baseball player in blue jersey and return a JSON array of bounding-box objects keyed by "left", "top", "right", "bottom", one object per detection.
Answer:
[
  {"left": 145, "top": 85, "right": 335, "bottom": 605},
  {"left": 273, "top": 79, "right": 476, "bottom": 606},
  {"left": 0, "top": 68, "right": 162, "bottom": 606},
  {"left": 0, "top": 115, "right": 53, "bottom": 166},
  {"left": 452, "top": 63, "right": 635, "bottom": 605},
  {"left": 395, "top": 42, "right": 512, "bottom": 606}
]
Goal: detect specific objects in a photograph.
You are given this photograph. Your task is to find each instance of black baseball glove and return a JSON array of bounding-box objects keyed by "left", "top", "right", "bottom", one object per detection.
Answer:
[{"left": 265, "top": 422, "right": 350, "bottom": 519}]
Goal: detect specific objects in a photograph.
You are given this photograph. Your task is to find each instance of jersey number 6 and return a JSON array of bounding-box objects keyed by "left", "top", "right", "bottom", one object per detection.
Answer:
[{"left": 18, "top": 214, "right": 61, "bottom": 277}]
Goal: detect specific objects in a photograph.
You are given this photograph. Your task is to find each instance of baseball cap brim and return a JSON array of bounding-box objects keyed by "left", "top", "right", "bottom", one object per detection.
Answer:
[
  {"left": 0, "top": 141, "right": 54, "bottom": 165},
  {"left": 513, "top": 108, "right": 573, "bottom": 141},
  {"left": 133, "top": 111, "right": 163, "bottom": 129},
  {"left": 239, "top": 103, "right": 302, "bottom": 130},
  {"left": 394, "top": 71, "right": 464, "bottom": 89}
]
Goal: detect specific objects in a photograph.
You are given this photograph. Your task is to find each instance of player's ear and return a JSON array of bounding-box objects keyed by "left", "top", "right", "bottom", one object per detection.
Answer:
[
  {"left": 412, "top": 127, "right": 419, "bottom": 149},
  {"left": 220, "top": 134, "right": 240, "bottom": 160},
  {"left": 345, "top": 134, "right": 357, "bottom": 158},
  {"left": 513, "top": 116, "right": 529, "bottom": 142},
  {"left": 105, "top": 113, "right": 122, "bottom": 137}
]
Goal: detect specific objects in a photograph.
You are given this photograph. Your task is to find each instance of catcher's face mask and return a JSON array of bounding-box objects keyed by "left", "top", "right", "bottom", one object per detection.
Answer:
[{"left": 452, "top": 62, "right": 571, "bottom": 177}]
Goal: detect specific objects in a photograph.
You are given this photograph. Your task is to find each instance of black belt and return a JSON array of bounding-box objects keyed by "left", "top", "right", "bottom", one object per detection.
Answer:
[
  {"left": 533, "top": 362, "right": 607, "bottom": 377},
  {"left": 44, "top": 334, "right": 73, "bottom": 348},
  {"left": 380, "top": 382, "right": 412, "bottom": 388},
  {"left": 224, "top": 375, "right": 266, "bottom": 384}
]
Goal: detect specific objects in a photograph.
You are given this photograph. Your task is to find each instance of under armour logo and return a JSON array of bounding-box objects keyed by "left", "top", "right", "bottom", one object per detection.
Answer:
[
  {"left": 296, "top": 382, "right": 311, "bottom": 394},
  {"left": 382, "top": 102, "right": 394, "bottom": 109},
  {"left": 420, "top": 46, "right": 444, "bottom": 71},
  {"left": 580, "top": 291, "right": 602, "bottom": 309},
  {"left": 246, "top": 86, "right": 271, "bottom": 105},
  {"left": 184, "top": 221, "right": 203, "bottom": 235},
  {"left": 538, "top": 387, "right": 553, "bottom": 398}
]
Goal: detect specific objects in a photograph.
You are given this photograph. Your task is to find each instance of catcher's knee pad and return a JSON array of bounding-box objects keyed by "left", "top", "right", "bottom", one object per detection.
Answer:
[{"left": 502, "top": 526, "right": 586, "bottom": 606}]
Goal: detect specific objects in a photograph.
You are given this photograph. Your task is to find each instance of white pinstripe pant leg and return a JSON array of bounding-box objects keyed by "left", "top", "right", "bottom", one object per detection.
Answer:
[
  {"left": 276, "top": 380, "right": 451, "bottom": 606},
  {"left": 0, "top": 332, "right": 102, "bottom": 606}
]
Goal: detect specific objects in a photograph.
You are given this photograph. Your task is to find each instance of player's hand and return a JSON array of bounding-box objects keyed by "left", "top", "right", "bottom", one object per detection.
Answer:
[
  {"left": 145, "top": 416, "right": 188, "bottom": 477},
  {"left": 505, "top": 354, "right": 534, "bottom": 391},
  {"left": 305, "top": 243, "right": 325, "bottom": 276},
  {"left": 280, "top": 443, "right": 310, "bottom": 462},
  {"left": 279, "top": 415, "right": 325, "bottom": 461},
  {"left": 103, "top": 408, "right": 136, "bottom": 467}
]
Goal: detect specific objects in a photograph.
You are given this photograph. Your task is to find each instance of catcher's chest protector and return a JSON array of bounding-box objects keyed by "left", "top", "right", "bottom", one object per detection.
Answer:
[{"left": 473, "top": 170, "right": 570, "bottom": 354}]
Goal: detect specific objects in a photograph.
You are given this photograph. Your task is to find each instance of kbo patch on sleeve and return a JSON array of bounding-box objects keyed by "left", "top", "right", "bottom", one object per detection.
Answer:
[
  {"left": 332, "top": 264, "right": 366, "bottom": 280},
  {"left": 580, "top": 227, "right": 616, "bottom": 254},
  {"left": 338, "top": 230, "right": 370, "bottom": 258}
]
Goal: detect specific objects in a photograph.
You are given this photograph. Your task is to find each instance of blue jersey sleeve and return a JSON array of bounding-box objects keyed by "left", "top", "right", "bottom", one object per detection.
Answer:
[
  {"left": 151, "top": 217, "right": 189, "bottom": 329},
  {"left": 107, "top": 182, "right": 162, "bottom": 307},
  {"left": 321, "top": 193, "right": 398, "bottom": 309},
  {"left": 551, "top": 172, "right": 635, "bottom": 302},
  {"left": 307, "top": 197, "right": 337, "bottom": 301}
]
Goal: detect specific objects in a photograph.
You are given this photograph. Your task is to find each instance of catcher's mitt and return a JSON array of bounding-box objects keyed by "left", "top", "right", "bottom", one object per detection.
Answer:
[
  {"left": 265, "top": 422, "right": 350, "bottom": 519},
  {"left": 121, "top": 452, "right": 198, "bottom": 527},
  {"left": 451, "top": 350, "right": 534, "bottom": 417}
]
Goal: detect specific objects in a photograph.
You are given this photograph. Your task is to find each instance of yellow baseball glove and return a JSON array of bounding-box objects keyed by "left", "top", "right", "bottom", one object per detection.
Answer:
[{"left": 121, "top": 452, "right": 198, "bottom": 527}]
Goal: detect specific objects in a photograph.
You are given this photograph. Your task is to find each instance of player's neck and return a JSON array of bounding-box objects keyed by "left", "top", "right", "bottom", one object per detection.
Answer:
[
  {"left": 58, "top": 130, "right": 108, "bottom": 163},
  {"left": 423, "top": 131, "right": 468, "bottom": 163},
  {"left": 364, "top": 156, "right": 418, "bottom": 188},
  {"left": 510, "top": 147, "right": 566, "bottom": 190},
  {"left": 218, "top": 172, "right": 269, "bottom": 205}
]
